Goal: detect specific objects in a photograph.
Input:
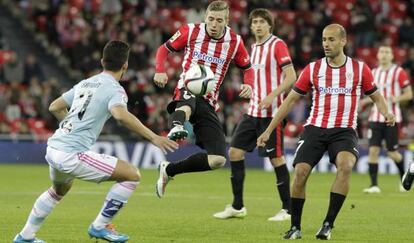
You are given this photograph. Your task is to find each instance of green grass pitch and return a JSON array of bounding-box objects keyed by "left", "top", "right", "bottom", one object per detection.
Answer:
[{"left": 1, "top": 164, "right": 413, "bottom": 242}]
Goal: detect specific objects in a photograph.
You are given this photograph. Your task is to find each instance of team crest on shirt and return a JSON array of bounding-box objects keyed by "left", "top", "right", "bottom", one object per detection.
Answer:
[
  {"left": 170, "top": 31, "right": 181, "bottom": 42},
  {"left": 346, "top": 72, "right": 354, "bottom": 81},
  {"left": 222, "top": 43, "right": 229, "bottom": 52}
]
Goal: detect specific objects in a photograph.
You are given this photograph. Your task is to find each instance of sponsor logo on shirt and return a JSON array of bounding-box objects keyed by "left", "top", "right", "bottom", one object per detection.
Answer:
[
  {"left": 318, "top": 87, "right": 352, "bottom": 94},
  {"left": 192, "top": 51, "right": 225, "bottom": 65}
]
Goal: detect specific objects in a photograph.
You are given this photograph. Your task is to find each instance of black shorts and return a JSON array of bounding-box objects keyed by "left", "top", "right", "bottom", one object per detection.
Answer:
[
  {"left": 167, "top": 88, "right": 226, "bottom": 157},
  {"left": 368, "top": 122, "right": 399, "bottom": 151},
  {"left": 230, "top": 114, "right": 284, "bottom": 159},
  {"left": 293, "top": 125, "right": 359, "bottom": 167}
]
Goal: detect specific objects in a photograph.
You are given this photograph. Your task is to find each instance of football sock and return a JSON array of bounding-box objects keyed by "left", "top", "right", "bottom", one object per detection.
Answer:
[
  {"left": 230, "top": 160, "right": 245, "bottom": 210},
  {"left": 394, "top": 159, "right": 405, "bottom": 179},
  {"left": 368, "top": 163, "right": 378, "bottom": 186},
  {"left": 323, "top": 192, "right": 346, "bottom": 227},
  {"left": 92, "top": 181, "right": 139, "bottom": 230},
  {"left": 274, "top": 164, "right": 291, "bottom": 212},
  {"left": 20, "top": 187, "right": 62, "bottom": 239},
  {"left": 166, "top": 152, "right": 211, "bottom": 177},
  {"left": 410, "top": 162, "right": 414, "bottom": 173},
  {"left": 168, "top": 110, "right": 186, "bottom": 128},
  {"left": 291, "top": 197, "right": 305, "bottom": 230}
]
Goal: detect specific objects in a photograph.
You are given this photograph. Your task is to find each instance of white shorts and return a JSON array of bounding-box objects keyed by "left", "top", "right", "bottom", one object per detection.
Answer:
[{"left": 45, "top": 146, "right": 118, "bottom": 183}]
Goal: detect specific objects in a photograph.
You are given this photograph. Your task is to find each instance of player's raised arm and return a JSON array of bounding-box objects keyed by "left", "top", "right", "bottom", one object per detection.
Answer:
[
  {"left": 154, "top": 25, "right": 189, "bottom": 88},
  {"left": 110, "top": 105, "right": 178, "bottom": 154}
]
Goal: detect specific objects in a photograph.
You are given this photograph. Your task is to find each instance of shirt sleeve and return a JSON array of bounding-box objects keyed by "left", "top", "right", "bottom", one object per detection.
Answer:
[
  {"left": 165, "top": 24, "right": 189, "bottom": 52},
  {"left": 233, "top": 38, "right": 251, "bottom": 70},
  {"left": 293, "top": 65, "right": 311, "bottom": 95},
  {"left": 274, "top": 40, "right": 292, "bottom": 68},
  {"left": 397, "top": 68, "right": 411, "bottom": 89},
  {"left": 62, "top": 87, "right": 75, "bottom": 107},
  {"left": 108, "top": 87, "right": 128, "bottom": 110},
  {"left": 361, "top": 63, "right": 377, "bottom": 95}
]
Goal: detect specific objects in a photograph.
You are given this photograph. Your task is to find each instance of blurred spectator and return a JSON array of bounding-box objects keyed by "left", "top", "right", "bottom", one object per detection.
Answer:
[
  {"left": 3, "top": 52, "right": 24, "bottom": 84},
  {"left": 24, "top": 53, "right": 44, "bottom": 84},
  {"left": 350, "top": 0, "right": 376, "bottom": 47}
]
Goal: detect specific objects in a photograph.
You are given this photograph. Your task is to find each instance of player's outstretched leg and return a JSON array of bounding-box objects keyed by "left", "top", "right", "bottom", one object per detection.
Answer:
[
  {"left": 89, "top": 160, "right": 140, "bottom": 242},
  {"left": 14, "top": 183, "right": 71, "bottom": 243},
  {"left": 402, "top": 162, "right": 414, "bottom": 191},
  {"left": 156, "top": 153, "right": 222, "bottom": 198}
]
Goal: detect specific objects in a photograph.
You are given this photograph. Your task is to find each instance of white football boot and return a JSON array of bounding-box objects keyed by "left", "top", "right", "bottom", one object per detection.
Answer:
[
  {"left": 156, "top": 161, "right": 172, "bottom": 198},
  {"left": 213, "top": 205, "right": 247, "bottom": 219},
  {"left": 167, "top": 125, "right": 188, "bottom": 141},
  {"left": 363, "top": 186, "right": 381, "bottom": 194},
  {"left": 268, "top": 209, "right": 291, "bottom": 221}
]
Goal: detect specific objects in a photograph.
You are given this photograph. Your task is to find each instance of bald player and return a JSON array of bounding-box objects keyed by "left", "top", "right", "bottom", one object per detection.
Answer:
[{"left": 257, "top": 24, "right": 395, "bottom": 240}]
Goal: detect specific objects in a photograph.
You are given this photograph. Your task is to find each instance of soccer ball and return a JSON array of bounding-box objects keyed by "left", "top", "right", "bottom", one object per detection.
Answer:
[{"left": 184, "top": 64, "right": 217, "bottom": 96}]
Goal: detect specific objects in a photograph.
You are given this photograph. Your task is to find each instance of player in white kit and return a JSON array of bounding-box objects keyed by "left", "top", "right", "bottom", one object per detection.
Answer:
[{"left": 13, "top": 40, "right": 178, "bottom": 243}]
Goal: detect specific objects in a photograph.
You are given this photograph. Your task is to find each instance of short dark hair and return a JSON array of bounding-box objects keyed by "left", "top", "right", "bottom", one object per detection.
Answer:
[
  {"left": 102, "top": 40, "right": 130, "bottom": 71},
  {"left": 249, "top": 9, "right": 274, "bottom": 32}
]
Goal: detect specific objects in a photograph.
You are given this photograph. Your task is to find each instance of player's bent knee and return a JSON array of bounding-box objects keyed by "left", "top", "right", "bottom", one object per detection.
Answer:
[
  {"left": 208, "top": 155, "right": 226, "bottom": 169},
  {"left": 228, "top": 147, "right": 245, "bottom": 161},
  {"left": 53, "top": 182, "right": 72, "bottom": 196},
  {"left": 387, "top": 151, "right": 401, "bottom": 161}
]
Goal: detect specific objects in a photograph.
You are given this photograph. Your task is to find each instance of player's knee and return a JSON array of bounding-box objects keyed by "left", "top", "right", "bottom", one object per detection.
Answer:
[
  {"left": 369, "top": 146, "right": 381, "bottom": 157},
  {"left": 387, "top": 151, "right": 401, "bottom": 162},
  {"left": 127, "top": 166, "right": 141, "bottom": 182},
  {"left": 176, "top": 106, "right": 192, "bottom": 120},
  {"left": 229, "top": 147, "right": 245, "bottom": 161},
  {"left": 208, "top": 155, "right": 226, "bottom": 169},
  {"left": 53, "top": 183, "right": 72, "bottom": 197},
  {"left": 294, "top": 165, "right": 311, "bottom": 185},
  {"left": 337, "top": 163, "right": 353, "bottom": 177}
]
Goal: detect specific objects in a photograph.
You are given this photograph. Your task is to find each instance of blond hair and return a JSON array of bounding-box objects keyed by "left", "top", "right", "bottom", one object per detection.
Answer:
[{"left": 207, "top": 0, "right": 229, "bottom": 14}]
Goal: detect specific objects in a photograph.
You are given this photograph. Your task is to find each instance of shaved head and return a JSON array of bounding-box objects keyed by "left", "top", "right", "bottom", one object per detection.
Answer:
[{"left": 323, "top": 24, "right": 347, "bottom": 39}]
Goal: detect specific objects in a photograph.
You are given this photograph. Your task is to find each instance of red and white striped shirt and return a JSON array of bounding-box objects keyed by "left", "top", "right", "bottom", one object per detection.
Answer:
[
  {"left": 294, "top": 57, "right": 377, "bottom": 129},
  {"left": 166, "top": 23, "right": 251, "bottom": 111},
  {"left": 369, "top": 65, "right": 410, "bottom": 123},
  {"left": 247, "top": 35, "right": 292, "bottom": 118}
]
